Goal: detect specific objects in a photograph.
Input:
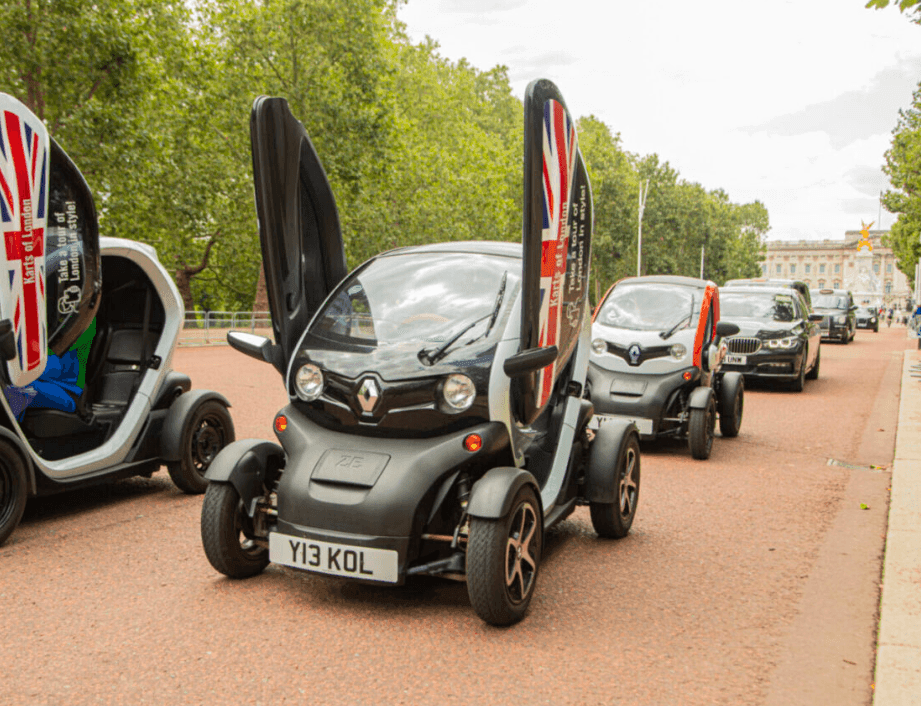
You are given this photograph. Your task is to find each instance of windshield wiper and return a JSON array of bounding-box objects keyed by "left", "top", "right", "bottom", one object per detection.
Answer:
[
  {"left": 660, "top": 313, "right": 692, "bottom": 340},
  {"left": 418, "top": 272, "right": 508, "bottom": 366}
]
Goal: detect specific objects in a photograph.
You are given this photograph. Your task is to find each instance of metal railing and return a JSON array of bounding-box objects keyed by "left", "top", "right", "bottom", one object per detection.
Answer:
[{"left": 179, "top": 311, "right": 272, "bottom": 346}]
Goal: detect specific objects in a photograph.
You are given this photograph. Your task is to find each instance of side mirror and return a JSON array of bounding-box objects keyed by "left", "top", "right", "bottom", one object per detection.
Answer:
[
  {"left": 850, "top": 305, "right": 859, "bottom": 311},
  {"left": 227, "top": 331, "right": 283, "bottom": 369},
  {"left": 0, "top": 319, "right": 15, "bottom": 361},
  {"left": 503, "top": 345, "right": 558, "bottom": 378},
  {"left": 808, "top": 313, "right": 824, "bottom": 322},
  {"left": 715, "top": 321, "right": 739, "bottom": 338}
]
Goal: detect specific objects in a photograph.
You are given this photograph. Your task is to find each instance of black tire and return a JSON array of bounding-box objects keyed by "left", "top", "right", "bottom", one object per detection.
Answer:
[
  {"left": 467, "top": 484, "right": 542, "bottom": 626},
  {"left": 717, "top": 377, "right": 744, "bottom": 438},
  {"left": 688, "top": 398, "right": 716, "bottom": 460},
  {"left": 200, "top": 482, "right": 268, "bottom": 578},
  {"left": 790, "top": 357, "right": 806, "bottom": 392},
  {"left": 0, "top": 440, "right": 27, "bottom": 547},
  {"left": 805, "top": 346, "right": 820, "bottom": 380},
  {"left": 167, "top": 400, "right": 235, "bottom": 494},
  {"left": 589, "top": 433, "right": 640, "bottom": 539}
]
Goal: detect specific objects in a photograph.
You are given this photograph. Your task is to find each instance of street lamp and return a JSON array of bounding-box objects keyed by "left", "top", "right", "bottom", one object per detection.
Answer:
[{"left": 637, "top": 179, "right": 650, "bottom": 276}]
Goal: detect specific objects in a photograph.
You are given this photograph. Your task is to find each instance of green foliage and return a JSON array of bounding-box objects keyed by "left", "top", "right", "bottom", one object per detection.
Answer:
[
  {"left": 0, "top": 1, "right": 768, "bottom": 313},
  {"left": 881, "top": 85, "right": 921, "bottom": 285}
]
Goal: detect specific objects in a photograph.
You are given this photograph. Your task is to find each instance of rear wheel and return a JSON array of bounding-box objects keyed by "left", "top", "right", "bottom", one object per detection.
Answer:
[
  {"left": 0, "top": 441, "right": 27, "bottom": 547},
  {"left": 200, "top": 482, "right": 268, "bottom": 578},
  {"left": 168, "top": 400, "right": 235, "bottom": 494},
  {"left": 467, "top": 484, "right": 542, "bottom": 626},
  {"left": 805, "top": 346, "right": 820, "bottom": 380},
  {"left": 589, "top": 434, "right": 640, "bottom": 538},
  {"left": 688, "top": 398, "right": 716, "bottom": 460},
  {"left": 717, "top": 376, "right": 744, "bottom": 438}
]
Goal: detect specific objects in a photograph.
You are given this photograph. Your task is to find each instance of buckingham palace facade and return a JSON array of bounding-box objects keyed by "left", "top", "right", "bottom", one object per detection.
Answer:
[{"left": 760, "top": 230, "right": 911, "bottom": 308}]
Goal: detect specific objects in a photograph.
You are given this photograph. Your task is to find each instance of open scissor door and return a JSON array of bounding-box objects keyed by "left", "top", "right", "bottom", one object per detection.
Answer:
[
  {"left": 518, "top": 79, "right": 593, "bottom": 425},
  {"left": 250, "top": 96, "right": 348, "bottom": 372}
]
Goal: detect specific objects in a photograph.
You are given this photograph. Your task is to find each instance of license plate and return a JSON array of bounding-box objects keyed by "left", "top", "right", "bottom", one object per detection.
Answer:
[
  {"left": 724, "top": 354, "right": 747, "bottom": 365},
  {"left": 589, "top": 414, "right": 654, "bottom": 435},
  {"left": 269, "top": 532, "right": 399, "bottom": 583}
]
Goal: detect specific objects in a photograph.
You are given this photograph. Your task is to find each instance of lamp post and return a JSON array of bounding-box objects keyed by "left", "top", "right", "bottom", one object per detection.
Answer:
[{"left": 637, "top": 179, "right": 650, "bottom": 276}]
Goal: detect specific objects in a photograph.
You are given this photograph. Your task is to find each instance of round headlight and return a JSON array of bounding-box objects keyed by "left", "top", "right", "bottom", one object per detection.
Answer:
[
  {"left": 835, "top": 315, "right": 847, "bottom": 324},
  {"left": 591, "top": 338, "right": 607, "bottom": 354},
  {"left": 669, "top": 343, "right": 686, "bottom": 360},
  {"left": 870, "top": 316, "right": 877, "bottom": 323},
  {"left": 294, "top": 363, "right": 324, "bottom": 401},
  {"left": 442, "top": 373, "right": 475, "bottom": 413}
]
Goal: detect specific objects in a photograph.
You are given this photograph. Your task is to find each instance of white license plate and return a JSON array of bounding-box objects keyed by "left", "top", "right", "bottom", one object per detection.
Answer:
[
  {"left": 269, "top": 532, "right": 399, "bottom": 583},
  {"left": 724, "top": 354, "right": 747, "bottom": 365},
  {"left": 589, "top": 414, "right": 654, "bottom": 435}
]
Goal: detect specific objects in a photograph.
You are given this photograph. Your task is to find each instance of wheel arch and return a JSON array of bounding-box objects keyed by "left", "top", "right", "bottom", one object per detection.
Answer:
[
  {"left": 160, "top": 390, "right": 232, "bottom": 462},
  {"left": 688, "top": 385, "right": 714, "bottom": 410},
  {"left": 585, "top": 419, "right": 639, "bottom": 504},
  {"left": 467, "top": 467, "right": 542, "bottom": 521},
  {"left": 204, "top": 439, "right": 286, "bottom": 517}
]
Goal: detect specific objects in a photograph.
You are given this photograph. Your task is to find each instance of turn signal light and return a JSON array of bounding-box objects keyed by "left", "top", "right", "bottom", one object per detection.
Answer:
[
  {"left": 464, "top": 434, "right": 483, "bottom": 452},
  {"left": 275, "top": 415, "right": 287, "bottom": 433},
  {"left": 683, "top": 371, "right": 693, "bottom": 381}
]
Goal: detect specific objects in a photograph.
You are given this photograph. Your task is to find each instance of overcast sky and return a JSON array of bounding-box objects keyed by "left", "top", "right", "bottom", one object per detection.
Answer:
[{"left": 398, "top": 0, "right": 921, "bottom": 242}]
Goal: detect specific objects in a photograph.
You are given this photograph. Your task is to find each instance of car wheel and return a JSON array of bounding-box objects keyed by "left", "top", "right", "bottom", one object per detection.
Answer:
[
  {"left": 688, "top": 398, "right": 716, "bottom": 460},
  {"left": 589, "top": 433, "right": 640, "bottom": 538},
  {"left": 0, "top": 440, "right": 27, "bottom": 547},
  {"left": 717, "top": 376, "right": 744, "bottom": 438},
  {"left": 168, "top": 400, "right": 235, "bottom": 494},
  {"left": 467, "top": 484, "right": 542, "bottom": 626},
  {"left": 805, "top": 346, "right": 820, "bottom": 380},
  {"left": 790, "top": 356, "right": 807, "bottom": 392},
  {"left": 200, "top": 482, "right": 269, "bottom": 578}
]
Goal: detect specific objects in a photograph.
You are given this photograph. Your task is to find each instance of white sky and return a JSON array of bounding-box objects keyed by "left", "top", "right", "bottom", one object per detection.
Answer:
[{"left": 398, "top": 0, "right": 921, "bottom": 241}]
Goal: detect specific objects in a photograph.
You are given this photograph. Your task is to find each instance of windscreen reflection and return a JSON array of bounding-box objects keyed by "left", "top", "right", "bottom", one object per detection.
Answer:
[
  {"left": 311, "top": 253, "right": 520, "bottom": 346},
  {"left": 720, "top": 292, "right": 796, "bottom": 322},
  {"left": 597, "top": 282, "right": 701, "bottom": 332}
]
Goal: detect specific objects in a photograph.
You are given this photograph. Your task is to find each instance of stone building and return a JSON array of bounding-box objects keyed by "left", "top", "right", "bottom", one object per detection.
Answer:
[{"left": 760, "top": 230, "right": 911, "bottom": 308}]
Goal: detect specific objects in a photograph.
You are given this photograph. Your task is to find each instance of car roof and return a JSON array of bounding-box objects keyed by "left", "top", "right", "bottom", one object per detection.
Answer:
[
  {"left": 725, "top": 277, "right": 807, "bottom": 287},
  {"left": 377, "top": 240, "right": 522, "bottom": 259},
  {"left": 616, "top": 274, "right": 711, "bottom": 289},
  {"left": 720, "top": 285, "right": 800, "bottom": 297}
]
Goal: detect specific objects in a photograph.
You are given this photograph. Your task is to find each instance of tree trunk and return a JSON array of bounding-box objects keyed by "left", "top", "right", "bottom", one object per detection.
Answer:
[{"left": 175, "top": 236, "right": 217, "bottom": 325}]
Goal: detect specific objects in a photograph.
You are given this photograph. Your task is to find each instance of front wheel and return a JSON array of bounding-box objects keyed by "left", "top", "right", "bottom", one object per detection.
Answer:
[
  {"left": 168, "top": 400, "right": 235, "bottom": 494},
  {"left": 201, "top": 482, "right": 268, "bottom": 578},
  {"left": 688, "top": 398, "right": 716, "bottom": 460},
  {"left": 805, "top": 346, "right": 820, "bottom": 380},
  {"left": 589, "top": 433, "right": 640, "bottom": 538},
  {"left": 0, "top": 441, "right": 27, "bottom": 547},
  {"left": 467, "top": 484, "right": 542, "bottom": 626}
]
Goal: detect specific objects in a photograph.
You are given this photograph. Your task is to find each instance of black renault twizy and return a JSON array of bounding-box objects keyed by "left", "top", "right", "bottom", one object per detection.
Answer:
[{"left": 200, "top": 80, "right": 641, "bottom": 625}]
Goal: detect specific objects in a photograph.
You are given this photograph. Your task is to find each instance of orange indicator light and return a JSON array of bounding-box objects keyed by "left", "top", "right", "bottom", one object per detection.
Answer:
[
  {"left": 275, "top": 415, "right": 288, "bottom": 433},
  {"left": 464, "top": 434, "right": 483, "bottom": 452},
  {"left": 683, "top": 371, "right": 692, "bottom": 381}
]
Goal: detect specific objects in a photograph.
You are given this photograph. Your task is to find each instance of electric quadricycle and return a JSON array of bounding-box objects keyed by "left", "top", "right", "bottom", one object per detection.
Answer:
[
  {"left": 587, "top": 276, "right": 743, "bottom": 460},
  {"left": 0, "top": 95, "right": 235, "bottom": 547},
  {"left": 200, "top": 80, "right": 641, "bottom": 626}
]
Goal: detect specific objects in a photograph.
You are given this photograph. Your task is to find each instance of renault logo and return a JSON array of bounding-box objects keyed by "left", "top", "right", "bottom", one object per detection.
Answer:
[
  {"left": 627, "top": 344, "right": 642, "bottom": 366},
  {"left": 357, "top": 378, "right": 380, "bottom": 414}
]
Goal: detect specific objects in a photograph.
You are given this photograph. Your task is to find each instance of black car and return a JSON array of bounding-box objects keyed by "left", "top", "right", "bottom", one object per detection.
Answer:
[
  {"left": 810, "top": 289, "right": 857, "bottom": 343},
  {"left": 719, "top": 286, "right": 822, "bottom": 391},
  {"left": 856, "top": 306, "right": 880, "bottom": 332},
  {"left": 723, "top": 278, "right": 813, "bottom": 311}
]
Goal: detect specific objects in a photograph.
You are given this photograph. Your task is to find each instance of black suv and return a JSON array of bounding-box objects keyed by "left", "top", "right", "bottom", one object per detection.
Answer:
[{"left": 810, "top": 289, "right": 857, "bottom": 343}]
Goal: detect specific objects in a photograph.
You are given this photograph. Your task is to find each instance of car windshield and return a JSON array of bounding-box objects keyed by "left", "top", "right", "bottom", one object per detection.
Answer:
[
  {"left": 310, "top": 252, "right": 520, "bottom": 346},
  {"left": 813, "top": 293, "right": 848, "bottom": 309},
  {"left": 597, "top": 282, "right": 701, "bottom": 332},
  {"left": 720, "top": 292, "right": 797, "bottom": 322}
]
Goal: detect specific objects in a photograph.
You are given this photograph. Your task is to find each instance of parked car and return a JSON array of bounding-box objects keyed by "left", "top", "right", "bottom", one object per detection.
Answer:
[
  {"left": 810, "top": 289, "right": 857, "bottom": 343},
  {"left": 587, "top": 275, "right": 743, "bottom": 460},
  {"left": 718, "top": 286, "right": 822, "bottom": 391},
  {"left": 723, "top": 278, "right": 813, "bottom": 310},
  {"left": 0, "top": 95, "right": 235, "bottom": 546},
  {"left": 856, "top": 306, "right": 880, "bottom": 332},
  {"left": 200, "top": 80, "right": 641, "bottom": 626}
]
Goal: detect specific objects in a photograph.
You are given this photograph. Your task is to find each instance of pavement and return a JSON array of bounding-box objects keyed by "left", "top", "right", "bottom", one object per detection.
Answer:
[{"left": 874, "top": 336, "right": 921, "bottom": 705}]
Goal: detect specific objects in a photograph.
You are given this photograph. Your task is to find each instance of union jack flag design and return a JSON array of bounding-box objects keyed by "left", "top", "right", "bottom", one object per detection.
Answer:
[
  {"left": 535, "top": 99, "right": 578, "bottom": 408},
  {"left": 0, "top": 95, "right": 48, "bottom": 387}
]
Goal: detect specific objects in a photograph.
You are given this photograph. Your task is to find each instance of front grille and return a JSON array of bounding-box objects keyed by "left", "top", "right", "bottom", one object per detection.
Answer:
[{"left": 727, "top": 336, "right": 761, "bottom": 355}]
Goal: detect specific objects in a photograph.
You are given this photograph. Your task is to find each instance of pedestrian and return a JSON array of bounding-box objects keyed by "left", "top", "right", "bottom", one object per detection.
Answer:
[{"left": 887, "top": 308, "right": 894, "bottom": 327}]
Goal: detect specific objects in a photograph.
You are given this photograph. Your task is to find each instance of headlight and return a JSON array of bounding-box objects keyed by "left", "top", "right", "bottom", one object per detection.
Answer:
[
  {"left": 669, "top": 343, "right": 686, "bottom": 360},
  {"left": 442, "top": 374, "right": 475, "bottom": 413},
  {"left": 294, "top": 363, "right": 324, "bottom": 401},
  {"left": 767, "top": 337, "right": 797, "bottom": 349},
  {"left": 835, "top": 315, "right": 847, "bottom": 324},
  {"left": 870, "top": 317, "right": 877, "bottom": 323},
  {"left": 591, "top": 338, "right": 607, "bottom": 354}
]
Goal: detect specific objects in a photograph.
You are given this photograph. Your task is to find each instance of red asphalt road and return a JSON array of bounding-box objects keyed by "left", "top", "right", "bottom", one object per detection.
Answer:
[{"left": 0, "top": 327, "right": 908, "bottom": 705}]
